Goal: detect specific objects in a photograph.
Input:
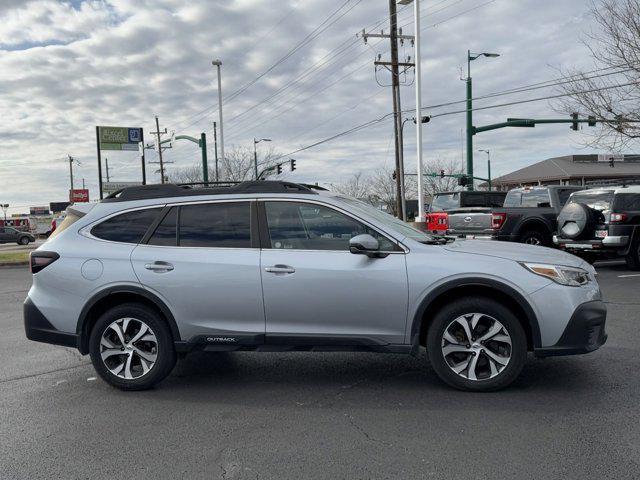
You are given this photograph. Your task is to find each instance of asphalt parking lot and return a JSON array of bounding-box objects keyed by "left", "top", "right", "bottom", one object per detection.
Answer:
[{"left": 1, "top": 262, "right": 639, "bottom": 480}]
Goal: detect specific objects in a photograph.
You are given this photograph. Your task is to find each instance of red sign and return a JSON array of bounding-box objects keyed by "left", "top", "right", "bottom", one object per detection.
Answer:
[{"left": 70, "top": 189, "right": 89, "bottom": 203}]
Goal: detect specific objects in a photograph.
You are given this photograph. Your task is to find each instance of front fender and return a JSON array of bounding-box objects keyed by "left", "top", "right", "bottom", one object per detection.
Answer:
[{"left": 407, "top": 275, "right": 542, "bottom": 348}]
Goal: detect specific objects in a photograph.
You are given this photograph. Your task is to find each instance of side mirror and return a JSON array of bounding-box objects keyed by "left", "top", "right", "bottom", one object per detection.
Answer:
[{"left": 349, "top": 234, "right": 384, "bottom": 258}]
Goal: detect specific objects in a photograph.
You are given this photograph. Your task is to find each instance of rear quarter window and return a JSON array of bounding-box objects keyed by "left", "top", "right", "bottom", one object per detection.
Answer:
[
  {"left": 614, "top": 194, "right": 640, "bottom": 211},
  {"left": 91, "top": 208, "right": 162, "bottom": 244}
]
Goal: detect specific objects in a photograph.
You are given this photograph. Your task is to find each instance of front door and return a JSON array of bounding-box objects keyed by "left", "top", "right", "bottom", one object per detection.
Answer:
[
  {"left": 131, "top": 201, "right": 265, "bottom": 343},
  {"left": 259, "top": 200, "right": 409, "bottom": 346}
]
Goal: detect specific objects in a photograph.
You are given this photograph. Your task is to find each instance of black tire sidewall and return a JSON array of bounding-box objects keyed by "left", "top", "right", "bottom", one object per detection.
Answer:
[
  {"left": 426, "top": 297, "right": 527, "bottom": 392},
  {"left": 520, "top": 230, "right": 548, "bottom": 246},
  {"left": 626, "top": 239, "right": 640, "bottom": 270},
  {"left": 18, "top": 237, "right": 29, "bottom": 245},
  {"left": 89, "top": 303, "right": 176, "bottom": 391}
]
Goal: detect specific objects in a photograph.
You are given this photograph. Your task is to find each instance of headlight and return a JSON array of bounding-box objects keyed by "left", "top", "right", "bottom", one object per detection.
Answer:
[{"left": 521, "top": 263, "right": 591, "bottom": 287}]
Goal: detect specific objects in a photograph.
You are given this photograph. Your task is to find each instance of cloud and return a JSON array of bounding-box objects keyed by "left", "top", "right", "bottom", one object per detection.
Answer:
[{"left": 0, "top": 0, "right": 606, "bottom": 212}]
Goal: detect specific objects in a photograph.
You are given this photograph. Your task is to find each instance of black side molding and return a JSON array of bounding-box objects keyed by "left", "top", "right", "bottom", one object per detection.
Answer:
[{"left": 24, "top": 298, "right": 79, "bottom": 349}]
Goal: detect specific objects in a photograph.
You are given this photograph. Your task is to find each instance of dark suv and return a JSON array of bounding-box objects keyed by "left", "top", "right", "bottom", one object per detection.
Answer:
[{"left": 554, "top": 186, "right": 640, "bottom": 268}]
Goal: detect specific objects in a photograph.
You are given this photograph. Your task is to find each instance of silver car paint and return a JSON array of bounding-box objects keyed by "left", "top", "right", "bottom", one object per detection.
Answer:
[{"left": 28, "top": 190, "right": 602, "bottom": 350}]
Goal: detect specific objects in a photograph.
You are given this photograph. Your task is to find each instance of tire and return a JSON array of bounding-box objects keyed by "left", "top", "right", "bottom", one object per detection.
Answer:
[
  {"left": 625, "top": 240, "right": 640, "bottom": 271},
  {"left": 18, "top": 236, "right": 30, "bottom": 245},
  {"left": 89, "top": 303, "right": 176, "bottom": 391},
  {"left": 426, "top": 296, "right": 527, "bottom": 392},
  {"left": 519, "top": 230, "right": 549, "bottom": 247}
]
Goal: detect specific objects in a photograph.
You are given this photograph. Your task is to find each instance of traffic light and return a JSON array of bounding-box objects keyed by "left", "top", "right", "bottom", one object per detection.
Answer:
[
  {"left": 588, "top": 115, "right": 597, "bottom": 127},
  {"left": 392, "top": 170, "right": 397, "bottom": 180},
  {"left": 276, "top": 164, "right": 282, "bottom": 175},
  {"left": 440, "top": 169, "right": 445, "bottom": 178},
  {"left": 290, "top": 158, "right": 296, "bottom": 171},
  {"left": 458, "top": 176, "right": 468, "bottom": 187},
  {"left": 571, "top": 112, "right": 579, "bottom": 131}
]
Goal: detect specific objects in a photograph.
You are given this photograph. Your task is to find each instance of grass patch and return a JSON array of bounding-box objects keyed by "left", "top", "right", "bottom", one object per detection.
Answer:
[{"left": 0, "top": 252, "right": 29, "bottom": 264}]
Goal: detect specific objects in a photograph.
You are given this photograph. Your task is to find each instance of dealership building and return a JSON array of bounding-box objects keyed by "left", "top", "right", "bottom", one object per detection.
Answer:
[{"left": 487, "top": 154, "right": 640, "bottom": 190}]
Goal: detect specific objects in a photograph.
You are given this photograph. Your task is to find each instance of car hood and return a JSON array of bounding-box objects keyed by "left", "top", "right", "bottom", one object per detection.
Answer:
[{"left": 443, "top": 239, "right": 586, "bottom": 268}]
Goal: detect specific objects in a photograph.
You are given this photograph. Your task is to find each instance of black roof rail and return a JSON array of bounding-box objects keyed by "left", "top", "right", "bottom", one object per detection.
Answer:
[{"left": 101, "top": 181, "right": 319, "bottom": 202}]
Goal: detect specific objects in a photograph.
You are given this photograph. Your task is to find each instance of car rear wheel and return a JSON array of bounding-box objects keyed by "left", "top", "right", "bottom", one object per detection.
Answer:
[
  {"left": 426, "top": 297, "right": 527, "bottom": 391},
  {"left": 89, "top": 303, "right": 176, "bottom": 391},
  {"left": 18, "top": 236, "right": 30, "bottom": 245}
]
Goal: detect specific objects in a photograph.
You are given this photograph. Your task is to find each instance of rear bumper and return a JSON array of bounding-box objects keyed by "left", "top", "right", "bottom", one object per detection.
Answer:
[
  {"left": 554, "top": 235, "right": 629, "bottom": 248},
  {"left": 534, "top": 300, "right": 607, "bottom": 357},
  {"left": 24, "top": 297, "right": 79, "bottom": 349}
]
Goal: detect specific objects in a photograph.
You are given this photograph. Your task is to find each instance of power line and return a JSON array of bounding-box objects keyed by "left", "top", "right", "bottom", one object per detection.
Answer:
[
  {"left": 270, "top": 81, "right": 639, "bottom": 163},
  {"left": 173, "top": 0, "right": 426, "bottom": 136}
]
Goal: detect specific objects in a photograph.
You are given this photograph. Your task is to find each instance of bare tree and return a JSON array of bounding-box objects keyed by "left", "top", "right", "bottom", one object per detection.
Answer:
[
  {"left": 330, "top": 172, "right": 375, "bottom": 201},
  {"left": 556, "top": 0, "right": 640, "bottom": 150},
  {"left": 422, "top": 157, "right": 464, "bottom": 196},
  {"left": 369, "top": 168, "right": 399, "bottom": 214},
  {"left": 169, "top": 145, "right": 282, "bottom": 183}
]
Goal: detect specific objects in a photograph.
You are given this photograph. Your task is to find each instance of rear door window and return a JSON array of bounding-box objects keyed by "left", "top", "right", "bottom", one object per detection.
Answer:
[
  {"left": 614, "top": 194, "right": 640, "bottom": 211},
  {"left": 91, "top": 208, "right": 162, "bottom": 244},
  {"left": 521, "top": 190, "right": 550, "bottom": 207},
  {"left": 430, "top": 193, "right": 460, "bottom": 212},
  {"left": 179, "top": 202, "right": 251, "bottom": 248},
  {"left": 556, "top": 189, "right": 575, "bottom": 207}
]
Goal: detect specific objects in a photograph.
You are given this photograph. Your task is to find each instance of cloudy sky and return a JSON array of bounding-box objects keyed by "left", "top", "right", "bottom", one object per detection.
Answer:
[{"left": 0, "top": 0, "right": 612, "bottom": 213}]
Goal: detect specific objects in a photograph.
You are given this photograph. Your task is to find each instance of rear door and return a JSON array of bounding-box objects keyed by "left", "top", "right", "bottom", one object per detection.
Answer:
[
  {"left": 259, "top": 200, "right": 409, "bottom": 345},
  {"left": 131, "top": 200, "right": 265, "bottom": 343}
]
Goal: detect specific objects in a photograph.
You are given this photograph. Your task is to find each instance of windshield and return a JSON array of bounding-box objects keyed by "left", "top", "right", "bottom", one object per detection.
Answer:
[
  {"left": 430, "top": 193, "right": 460, "bottom": 212},
  {"left": 567, "top": 190, "right": 614, "bottom": 217},
  {"left": 336, "top": 196, "right": 433, "bottom": 242}
]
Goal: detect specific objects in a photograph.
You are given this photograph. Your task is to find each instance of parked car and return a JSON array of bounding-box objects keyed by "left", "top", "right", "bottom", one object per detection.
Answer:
[
  {"left": 448, "top": 186, "right": 584, "bottom": 246},
  {"left": 0, "top": 226, "right": 35, "bottom": 245},
  {"left": 25, "top": 181, "right": 606, "bottom": 392},
  {"left": 554, "top": 185, "right": 640, "bottom": 268},
  {"left": 426, "top": 190, "right": 506, "bottom": 235}
]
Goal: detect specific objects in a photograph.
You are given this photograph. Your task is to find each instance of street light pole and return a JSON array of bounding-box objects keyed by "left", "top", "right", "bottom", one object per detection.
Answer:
[
  {"left": 413, "top": 0, "right": 425, "bottom": 224},
  {"left": 478, "top": 149, "right": 491, "bottom": 190},
  {"left": 466, "top": 51, "right": 499, "bottom": 191},
  {"left": 212, "top": 60, "right": 225, "bottom": 166},
  {"left": 253, "top": 138, "right": 272, "bottom": 180},
  {"left": 1, "top": 204, "right": 8, "bottom": 224}
]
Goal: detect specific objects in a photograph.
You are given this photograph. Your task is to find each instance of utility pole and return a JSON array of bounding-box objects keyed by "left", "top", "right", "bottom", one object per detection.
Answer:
[
  {"left": 212, "top": 60, "right": 225, "bottom": 165},
  {"left": 213, "top": 121, "right": 219, "bottom": 182},
  {"left": 152, "top": 116, "right": 167, "bottom": 183},
  {"left": 362, "top": 2, "right": 414, "bottom": 220},
  {"left": 68, "top": 155, "right": 75, "bottom": 193},
  {"left": 82, "top": 178, "right": 85, "bottom": 189},
  {"left": 1, "top": 204, "right": 8, "bottom": 224}
]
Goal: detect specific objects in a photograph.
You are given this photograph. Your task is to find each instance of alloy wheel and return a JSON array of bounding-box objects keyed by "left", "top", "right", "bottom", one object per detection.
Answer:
[
  {"left": 440, "top": 313, "right": 512, "bottom": 381},
  {"left": 524, "top": 236, "right": 541, "bottom": 245},
  {"left": 100, "top": 318, "right": 158, "bottom": 380}
]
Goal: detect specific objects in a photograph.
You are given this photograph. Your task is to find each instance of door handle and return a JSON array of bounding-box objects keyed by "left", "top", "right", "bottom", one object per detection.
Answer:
[
  {"left": 144, "top": 261, "right": 174, "bottom": 273},
  {"left": 264, "top": 264, "right": 295, "bottom": 274}
]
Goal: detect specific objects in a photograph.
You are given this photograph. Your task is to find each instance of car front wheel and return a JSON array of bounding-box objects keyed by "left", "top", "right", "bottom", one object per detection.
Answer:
[
  {"left": 18, "top": 236, "right": 30, "bottom": 245},
  {"left": 426, "top": 297, "right": 527, "bottom": 391},
  {"left": 89, "top": 303, "right": 176, "bottom": 391}
]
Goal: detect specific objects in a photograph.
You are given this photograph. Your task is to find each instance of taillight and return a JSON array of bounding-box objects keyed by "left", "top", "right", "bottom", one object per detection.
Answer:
[
  {"left": 30, "top": 251, "right": 59, "bottom": 274},
  {"left": 610, "top": 213, "right": 627, "bottom": 223},
  {"left": 491, "top": 213, "right": 507, "bottom": 230}
]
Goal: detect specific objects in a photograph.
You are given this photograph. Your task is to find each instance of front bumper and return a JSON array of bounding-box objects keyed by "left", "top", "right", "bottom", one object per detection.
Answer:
[
  {"left": 534, "top": 300, "right": 607, "bottom": 357},
  {"left": 24, "top": 297, "right": 79, "bottom": 349}
]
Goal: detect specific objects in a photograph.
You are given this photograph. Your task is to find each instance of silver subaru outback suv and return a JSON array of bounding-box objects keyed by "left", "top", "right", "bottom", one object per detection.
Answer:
[{"left": 24, "top": 181, "right": 606, "bottom": 391}]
